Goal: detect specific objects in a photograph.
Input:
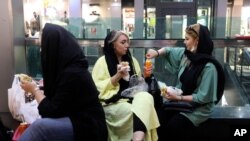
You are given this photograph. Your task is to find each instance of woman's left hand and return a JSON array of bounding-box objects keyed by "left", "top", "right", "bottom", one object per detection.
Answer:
[
  {"left": 146, "top": 49, "right": 158, "bottom": 59},
  {"left": 20, "top": 80, "right": 37, "bottom": 94},
  {"left": 165, "top": 92, "right": 179, "bottom": 101},
  {"left": 164, "top": 87, "right": 181, "bottom": 101}
]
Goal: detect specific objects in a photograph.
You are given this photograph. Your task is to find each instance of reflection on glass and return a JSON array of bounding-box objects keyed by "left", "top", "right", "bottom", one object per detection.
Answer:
[
  {"left": 144, "top": 8, "right": 156, "bottom": 39},
  {"left": 241, "top": 7, "right": 250, "bottom": 36},
  {"left": 165, "top": 15, "right": 187, "bottom": 39},
  {"left": 123, "top": 8, "right": 135, "bottom": 38},
  {"left": 26, "top": 45, "right": 42, "bottom": 79},
  {"left": 197, "top": 8, "right": 210, "bottom": 27}
]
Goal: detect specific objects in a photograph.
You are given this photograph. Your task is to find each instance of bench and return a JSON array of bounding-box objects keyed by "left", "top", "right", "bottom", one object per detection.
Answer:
[{"left": 194, "top": 106, "right": 250, "bottom": 140}]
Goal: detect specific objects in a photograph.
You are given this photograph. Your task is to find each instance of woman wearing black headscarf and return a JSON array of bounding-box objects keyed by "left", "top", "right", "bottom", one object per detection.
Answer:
[
  {"left": 20, "top": 23, "right": 108, "bottom": 141},
  {"left": 92, "top": 30, "right": 159, "bottom": 141},
  {"left": 146, "top": 23, "right": 225, "bottom": 140}
]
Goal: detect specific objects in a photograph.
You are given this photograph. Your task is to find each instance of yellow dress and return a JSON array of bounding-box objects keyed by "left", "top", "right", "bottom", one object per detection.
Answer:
[{"left": 92, "top": 56, "right": 160, "bottom": 141}]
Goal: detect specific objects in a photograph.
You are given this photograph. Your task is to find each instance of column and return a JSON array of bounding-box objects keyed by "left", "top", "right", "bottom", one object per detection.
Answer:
[
  {"left": 0, "top": 0, "right": 14, "bottom": 112},
  {"left": 133, "top": 0, "right": 144, "bottom": 39},
  {"left": 69, "top": 0, "right": 83, "bottom": 38}
]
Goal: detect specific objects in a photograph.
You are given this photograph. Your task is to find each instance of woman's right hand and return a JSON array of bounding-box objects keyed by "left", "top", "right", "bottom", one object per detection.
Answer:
[
  {"left": 146, "top": 49, "right": 158, "bottom": 59},
  {"left": 117, "top": 64, "right": 130, "bottom": 77},
  {"left": 111, "top": 64, "right": 130, "bottom": 85}
]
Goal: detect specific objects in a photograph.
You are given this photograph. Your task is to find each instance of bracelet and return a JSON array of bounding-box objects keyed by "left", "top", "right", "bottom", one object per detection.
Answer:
[{"left": 156, "top": 50, "right": 160, "bottom": 57}]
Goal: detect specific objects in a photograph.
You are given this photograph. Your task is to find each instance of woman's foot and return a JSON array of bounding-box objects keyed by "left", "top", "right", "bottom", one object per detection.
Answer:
[{"left": 132, "top": 131, "right": 145, "bottom": 141}]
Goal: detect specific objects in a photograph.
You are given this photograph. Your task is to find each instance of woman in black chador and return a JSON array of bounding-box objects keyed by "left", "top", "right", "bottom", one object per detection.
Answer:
[{"left": 20, "top": 23, "right": 108, "bottom": 141}]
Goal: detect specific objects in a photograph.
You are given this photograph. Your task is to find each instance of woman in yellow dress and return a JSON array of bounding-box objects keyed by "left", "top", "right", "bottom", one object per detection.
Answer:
[{"left": 92, "top": 30, "right": 160, "bottom": 141}]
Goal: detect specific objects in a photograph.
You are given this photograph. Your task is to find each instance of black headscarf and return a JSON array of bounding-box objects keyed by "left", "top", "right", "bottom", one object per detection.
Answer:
[
  {"left": 180, "top": 24, "right": 225, "bottom": 104},
  {"left": 41, "top": 23, "right": 88, "bottom": 98},
  {"left": 103, "top": 30, "right": 136, "bottom": 96}
]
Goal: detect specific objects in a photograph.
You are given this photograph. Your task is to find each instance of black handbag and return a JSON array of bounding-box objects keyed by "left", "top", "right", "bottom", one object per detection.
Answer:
[
  {"left": 163, "top": 100, "right": 202, "bottom": 113},
  {"left": 145, "top": 74, "right": 163, "bottom": 110},
  {"left": 163, "top": 101, "right": 194, "bottom": 113}
]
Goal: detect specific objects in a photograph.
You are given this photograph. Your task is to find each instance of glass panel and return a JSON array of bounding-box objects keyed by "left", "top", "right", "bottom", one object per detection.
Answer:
[
  {"left": 22, "top": 16, "right": 249, "bottom": 39},
  {"left": 197, "top": 0, "right": 212, "bottom": 30},
  {"left": 23, "top": 0, "right": 70, "bottom": 38},
  {"left": 197, "top": 8, "right": 210, "bottom": 27},
  {"left": 241, "top": 48, "right": 250, "bottom": 95},
  {"left": 241, "top": 7, "right": 250, "bottom": 36},
  {"left": 165, "top": 15, "right": 187, "bottom": 39},
  {"left": 123, "top": 8, "right": 135, "bottom": 38},
  {"left": 26, "top": 45, "right": 42, "bottom": 79},
  {"left": 226, "top": 7, "right": 232, "bottom": 37},
  {"left": 144, "top": 8, "right": 156, "bottom": 39},
  {"left": 83, "top": 47, "right": 101, "bottom": 72}
]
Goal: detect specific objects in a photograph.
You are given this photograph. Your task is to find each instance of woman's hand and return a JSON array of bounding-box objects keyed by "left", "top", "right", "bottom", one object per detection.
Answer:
[
  {"left": 117, "top": 64, "right": 130, "bottom": 77},
  {"left": 163, "top": 86, "right": 183, "bottom": 101},
  {"left": 165, "top": 92, "right": 180, "bottom": 101},
  {"left": 111, "top": 63, "right": 130, "bottom": 85},
  {"left": 146, "top": 49, "right": 158, "bottom": 59},
  {"left": 20, "top": 79, "right": 46, "bottom": 103},
  {"left": 20, "top": 80, "right": 37, "bottom": 94}
]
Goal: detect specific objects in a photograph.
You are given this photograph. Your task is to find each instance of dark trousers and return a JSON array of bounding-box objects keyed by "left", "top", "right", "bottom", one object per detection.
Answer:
[
  {"left": 157, "top": 109, "right": 196, "bottom": 141},
  {"left": 133, "top": 114, "right": 146, "bottom": 132}
]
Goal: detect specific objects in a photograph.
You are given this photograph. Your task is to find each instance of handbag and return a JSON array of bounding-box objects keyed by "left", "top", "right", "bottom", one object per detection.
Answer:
[
  {"left": 12, "top": 122, "right": 29, "bottom": 141},
  {"left": 163, "top": 101, "right": 194, "bottom": 113},
  {"left": 145, "top": 74, "right": 163, "bottom": 110}
]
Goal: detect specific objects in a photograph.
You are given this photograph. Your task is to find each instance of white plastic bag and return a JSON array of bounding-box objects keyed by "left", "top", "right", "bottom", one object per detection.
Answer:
[
  {"left": 121, "top": 75, "right": 148, "bottom": 98},
  {"left": 8, "top": 75, "right": 41, "bottom": 124}
]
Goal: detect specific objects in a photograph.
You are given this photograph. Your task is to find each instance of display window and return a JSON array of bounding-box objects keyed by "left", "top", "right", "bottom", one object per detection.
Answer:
[
  {"left": 197, "top": 8, "right": 210, "bottom": 27},
  {"left": 81, "top": 0, "right": 122, "bottom": 39},
  {"left": 241, "top": 7, "right": 250, "bottom": 36},
  {"left": 144, "top": 8, "right": 156, "bottom": 39},
  {"left": 23, "top": 0, "right": 69, "bottom": 37},
  {"left": 123, "top": 8, "right": 135, "bottom": 37}
]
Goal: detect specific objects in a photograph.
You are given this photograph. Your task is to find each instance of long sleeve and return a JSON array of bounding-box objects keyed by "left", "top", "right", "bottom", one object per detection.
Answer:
[
  {"left": 92, "top": 56, "right": 141, "bottom": 101},
  {"left": 92, "top": 56, "right": 119, "bottom": 101},
  {"left": 181, "top": 63, "right": 218, "bottom": 126},
  {"left": 163, "top": 47, "right": 185, "bottom": 74},
  {"left": 38, "top": 69, "right": 99, "bottom": 118},
  {"left": 191, "top": 63, "right": 218, "bottom": 104}
]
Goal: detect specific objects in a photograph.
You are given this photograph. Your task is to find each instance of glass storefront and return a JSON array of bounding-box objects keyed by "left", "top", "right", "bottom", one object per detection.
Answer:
[
  {"left": 144, "top": 8, "right": 156, "bottom": 39},
  {"left": 241, "top": 7, "right": 250, "bottom": 36},
  {"left": 23, "top": 0, "right": 69, "bottom": 38},
  {"left": 21, "top": 0, "right": 250, "bottom": 103},
  {"left": 123, "top": 8, "right": 135, "bottom": 37},
  {"left": 21, "top": 0, "right": 247, "bottom": 39},
  {"left": 23, "top": 0, "right": 202, "bottom": 39}
]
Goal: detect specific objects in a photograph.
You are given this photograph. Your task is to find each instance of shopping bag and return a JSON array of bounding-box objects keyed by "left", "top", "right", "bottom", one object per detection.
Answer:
[
  {"left": 8, "top": 75, "right": 41, "bottom": 124},
  {"left": 12, "top": 122, "right": 29, "bottom": 141}
]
